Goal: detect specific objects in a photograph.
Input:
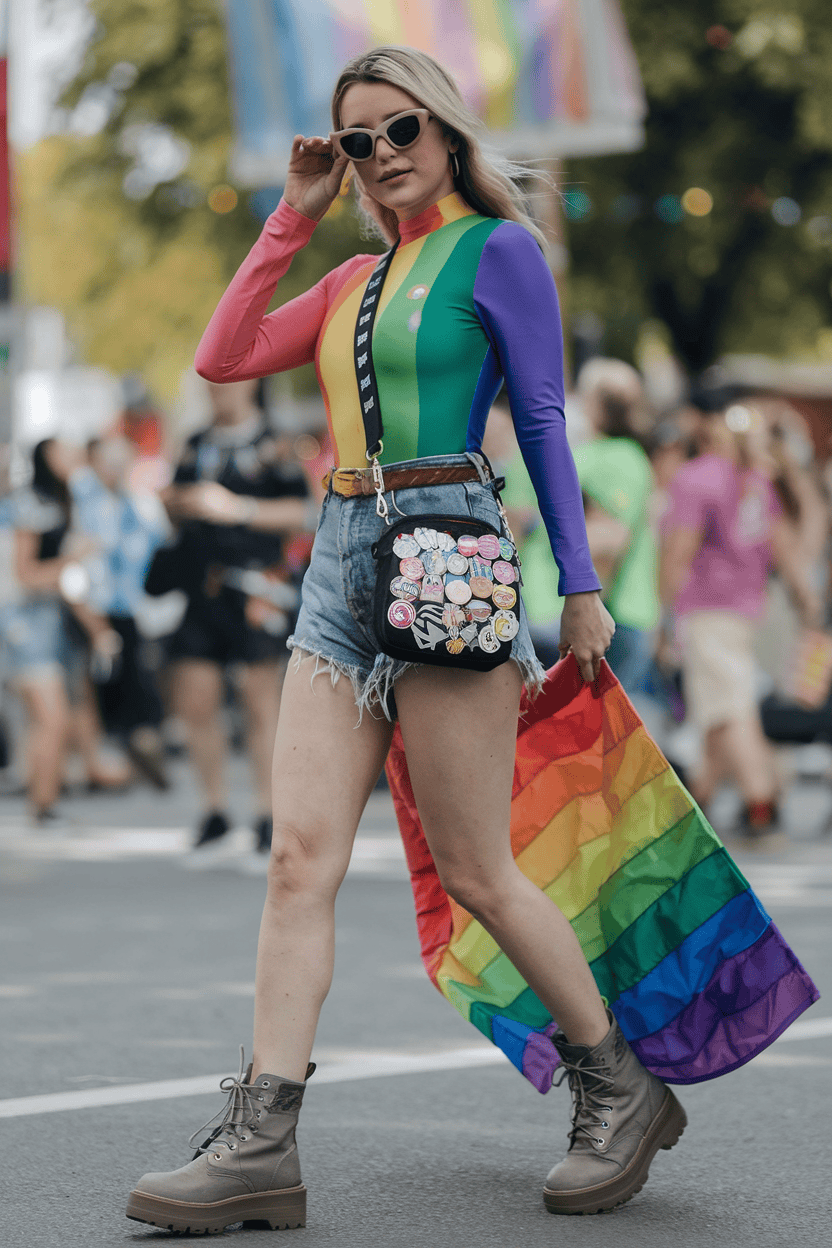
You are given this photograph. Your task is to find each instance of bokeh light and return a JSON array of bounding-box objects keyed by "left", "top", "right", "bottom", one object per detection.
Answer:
[
  {"left": 681, "top": 187, "right": 713, "bottom": 217},
  {"left": 725, "top": 405, "right": 752, "bottom": 433},
  {"left": 771, "top": 197, "right": 801, "bottom": 227},
  {"left": 562, "top": 190, "right": 593, "bottom": 221},
  {"left": 654, "top": 195, "right": 685, "bottom": 225},
  {"left": 208, "top": 184, "right": 239, "bottom": 214},
  {"left": 294, "top": 435, "right": 322, "bottom": 462}
]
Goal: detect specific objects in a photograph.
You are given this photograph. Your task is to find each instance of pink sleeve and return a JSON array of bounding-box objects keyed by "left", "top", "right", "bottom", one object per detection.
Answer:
[
  {"left": 662, "top": 466, "right": 708, "bottom": 536},
  {"left": 195, "top": 199, "right": 355, "bottom": 382}
]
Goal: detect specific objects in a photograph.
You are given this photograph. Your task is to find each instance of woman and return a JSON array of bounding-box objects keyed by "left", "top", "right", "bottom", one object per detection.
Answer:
[
  {"left": 127, "top": 47, "right": 687, "bottom": 1231},
  {"left": 4, "top": 439, "right": 127, "bottom": 823},
  {"left": 660, "top": 399, "right": 820, "bottom": 835}
]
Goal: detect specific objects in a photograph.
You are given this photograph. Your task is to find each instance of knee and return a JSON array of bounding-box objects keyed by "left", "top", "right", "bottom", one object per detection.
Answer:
[
  {"left": 266, "top": 822, "right": 346, "bottom": 902},
  {"left": 434, "top": 860, "right": 505, "bottom": 924},
  {"left": 29, "top": 697, "right": 70, "bottom": 742}
]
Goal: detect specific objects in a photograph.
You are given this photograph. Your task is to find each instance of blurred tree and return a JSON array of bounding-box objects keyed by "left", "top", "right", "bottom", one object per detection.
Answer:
[
  {"left": 564, "top": 0, "right": 832, "bottom": 375},
  {"left": 19, "top": 1, "right": 832, "bottom": 393},
  {"left": 16, "top": 0, "right": 373, "bottom": 402}
]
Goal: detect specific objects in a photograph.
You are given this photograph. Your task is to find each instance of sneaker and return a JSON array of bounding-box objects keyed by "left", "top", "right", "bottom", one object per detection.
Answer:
[
  {"left": 255, "top": 815, "right": 272, "bottom": 854},
  {"left": 739, "top": 800, "right": 780, "bottom": 840},
  {"left": 194, "top": 810, "right": 231, "bottom": 849}
]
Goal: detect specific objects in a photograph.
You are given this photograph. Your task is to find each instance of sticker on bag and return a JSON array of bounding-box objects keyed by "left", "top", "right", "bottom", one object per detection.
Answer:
[{"left": 411, "top": 603, "right": 449, "bottom": 651}]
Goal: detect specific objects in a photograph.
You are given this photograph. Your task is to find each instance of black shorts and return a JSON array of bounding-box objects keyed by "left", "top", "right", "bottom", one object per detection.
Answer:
[{"left": 167, "top": 587, "right": 287, "bottom": 667}]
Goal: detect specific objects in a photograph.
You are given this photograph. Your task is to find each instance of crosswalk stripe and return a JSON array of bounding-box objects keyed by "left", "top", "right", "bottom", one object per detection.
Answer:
[{"left": 0, "top": 1017, "right": 829, "bottom": 1120}]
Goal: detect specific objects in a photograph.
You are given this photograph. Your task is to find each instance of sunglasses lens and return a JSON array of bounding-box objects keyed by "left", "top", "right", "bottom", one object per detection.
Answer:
[
  {"left": 386, "top": 114, "right": 422, "bottom": 148},
  {"left": 340, "top": 132, "right": 373, "bottom": 161}
]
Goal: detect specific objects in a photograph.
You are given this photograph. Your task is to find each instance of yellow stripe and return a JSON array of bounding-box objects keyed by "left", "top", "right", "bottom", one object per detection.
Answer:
[
  {"left": 463, "top": 0, "right": 515, "bottom": 129},
  {"left": 317, "top": 236, "right": 430, "bottom": 469}
]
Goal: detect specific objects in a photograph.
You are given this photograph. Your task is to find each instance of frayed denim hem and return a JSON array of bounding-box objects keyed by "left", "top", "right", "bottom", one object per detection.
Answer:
[
  {"left": 286, "top": 637, "right": 412, "bottom": 725},
  {"left": 512, "top": 652, "right": 547, "bottom": 701},
  {"left": 287, "top": 635, "right": 546, "bottom": 724}
]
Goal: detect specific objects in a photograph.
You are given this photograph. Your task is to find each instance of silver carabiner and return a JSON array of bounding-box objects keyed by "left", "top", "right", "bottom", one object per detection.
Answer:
[{"left": 369, "top": 455, "right": 389, "bottom": 521}]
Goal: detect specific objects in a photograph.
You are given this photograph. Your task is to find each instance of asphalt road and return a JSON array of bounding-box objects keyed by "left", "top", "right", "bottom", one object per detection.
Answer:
[{"left": 1, "top": 756, "right": 831, "bottom": 1248}]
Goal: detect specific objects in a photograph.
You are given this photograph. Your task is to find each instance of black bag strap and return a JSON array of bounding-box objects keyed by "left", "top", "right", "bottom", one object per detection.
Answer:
[{"left": 353, "top": 242, "right": 399, "bottom": 460}]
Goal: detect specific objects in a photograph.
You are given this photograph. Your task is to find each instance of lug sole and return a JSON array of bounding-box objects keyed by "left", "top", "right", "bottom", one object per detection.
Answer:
[
  {"left": 543, "top": 1089, "right": 687, "bottom": 1215},
  {"left": 126, "top": 1184, "right": 306, "bottom": 1234}
]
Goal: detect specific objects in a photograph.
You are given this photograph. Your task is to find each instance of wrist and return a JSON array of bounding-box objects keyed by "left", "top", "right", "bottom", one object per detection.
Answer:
[{"left": 277, "top": 197, "right": 323, "bottom": 227}]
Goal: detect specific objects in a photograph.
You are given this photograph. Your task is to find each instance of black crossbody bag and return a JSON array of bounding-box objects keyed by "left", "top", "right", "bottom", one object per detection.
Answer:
[{"left": 354, "top": 246, "right": 522, "bottom": 671}]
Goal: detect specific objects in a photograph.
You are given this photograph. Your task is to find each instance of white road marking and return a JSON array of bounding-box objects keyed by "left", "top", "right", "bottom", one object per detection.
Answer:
[
  {"left": 775, "top": 1015, "right": 832, "bottom": 1041},
  {"left": 751, "top": 1053, "right": 832, "bottom": 1067},
  {"left": 0, "top": 824, "right": 406, "bottom": 874},
  {"left": 1, "top": 1016, "right": 829, "bottom": 1121},
  {"left": 0, "top": 1046, "right": 506, "bottom": 1120}
]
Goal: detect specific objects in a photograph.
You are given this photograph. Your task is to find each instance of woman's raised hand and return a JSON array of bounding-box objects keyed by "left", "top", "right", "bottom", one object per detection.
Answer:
[{"left": 283, "top": 135, "right": 349, "bottom": 222}]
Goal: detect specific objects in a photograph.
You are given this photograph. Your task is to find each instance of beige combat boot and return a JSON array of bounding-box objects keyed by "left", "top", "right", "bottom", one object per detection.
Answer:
[
  {"left": 543, "top": 1010, "right": 686, "bottom": 1214},
  {"left": 126, "top": 1051, "right": 314, "bottom": 1234}
]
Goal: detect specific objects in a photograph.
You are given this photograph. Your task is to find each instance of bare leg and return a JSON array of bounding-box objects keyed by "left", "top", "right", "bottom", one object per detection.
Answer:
[
  {"left": 253, "top": 654, "right": 393, "bottom": 1082},
  {"left": 693, "top": 716, "right": 777, "bottom": 808},
  {"left": 719, "top": 715, "right": 778, "bottom": 804},
  {"left": 239, "top": 659, "right": 284, "bottom": 816},
  {"left": 395, "top": 663, "right": 610, "bottom": 1049},
  {"left": 171, "top": 660, "right": 227, "bottom": 812},
  {"left": 17, "top": 675, "right": 70, "bottom": 813},
  {"left": 690, "top": 725, "right": 728, "bottom": 808}
]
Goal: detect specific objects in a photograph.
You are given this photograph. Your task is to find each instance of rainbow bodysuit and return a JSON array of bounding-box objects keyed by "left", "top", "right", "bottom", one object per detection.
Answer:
[{"left": 196, "top": 191, "right": 600, "bottom": 597}]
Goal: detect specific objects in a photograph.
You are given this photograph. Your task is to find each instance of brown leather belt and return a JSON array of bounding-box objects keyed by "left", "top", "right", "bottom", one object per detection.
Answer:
[{"left": 324, "top": 463, "right": 484, "bottom": 498}]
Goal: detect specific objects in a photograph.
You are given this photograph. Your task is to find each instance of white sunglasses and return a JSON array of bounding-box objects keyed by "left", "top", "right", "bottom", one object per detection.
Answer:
[{"left": 329, "top": 108, "right": 432, "bottom": 162}]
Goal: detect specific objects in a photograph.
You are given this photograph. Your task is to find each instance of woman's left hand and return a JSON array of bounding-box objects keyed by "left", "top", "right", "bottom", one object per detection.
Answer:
[{"left": 558, "top": 591, "right": 615, "bottom": 682}]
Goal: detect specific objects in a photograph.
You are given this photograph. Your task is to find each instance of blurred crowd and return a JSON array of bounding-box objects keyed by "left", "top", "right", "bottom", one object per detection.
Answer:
[
  {"left": 487, "top": 358, "right": 832, "bottom": 841},
  {"left": 2, "top": 361, "right": 832, "bottom": 850},
  {"left": 0, "top": 376, "right": 323, "bottom": 858}
]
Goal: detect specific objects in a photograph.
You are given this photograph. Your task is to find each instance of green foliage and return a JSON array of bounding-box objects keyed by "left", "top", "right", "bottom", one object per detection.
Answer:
[
  {"left": 21, "top": 0, "right": 832, "bottom": 391},
  {"left": 19, "top": 0, "right": 373, "bottom": 399},
  {"left": 565, "top": 0, "right": 832, "bottom": 373}
]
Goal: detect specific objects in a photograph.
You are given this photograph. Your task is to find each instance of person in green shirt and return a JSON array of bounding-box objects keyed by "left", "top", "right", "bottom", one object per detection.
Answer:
[{"left": 501, "top": 361, "right": 659, "bottom": 692}]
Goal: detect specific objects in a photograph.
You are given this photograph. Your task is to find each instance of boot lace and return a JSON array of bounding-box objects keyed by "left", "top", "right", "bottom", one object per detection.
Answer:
[
  {"left": 553, "top": 1053, "right": 616, "bottom": 1149},
  {"left": 189, "top": 1046, "right": 261, "bottom": 1160}
]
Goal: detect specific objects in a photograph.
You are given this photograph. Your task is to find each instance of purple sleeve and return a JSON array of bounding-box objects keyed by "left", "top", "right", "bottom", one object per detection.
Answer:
[{"left": 473, "top": 222, "right": 601, "bottom": 596}]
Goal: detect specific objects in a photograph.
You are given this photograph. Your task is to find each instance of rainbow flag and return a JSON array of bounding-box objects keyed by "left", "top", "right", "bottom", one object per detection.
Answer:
[
  {"left": 225, "top": 0, "right": 646, "bottom": 185},
  {"left": 385, "top": 656, "right": 819, "bottom": 1091}
]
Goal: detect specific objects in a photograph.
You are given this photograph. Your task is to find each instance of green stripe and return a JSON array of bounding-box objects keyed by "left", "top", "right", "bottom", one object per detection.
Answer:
[
  {"left": 415, "top": 218, "right": 503, "bottom": 458},
  {"left": 590, "top": 848, "right": 749, "bottom": 1003},
  {"left": 470, "top": 989, "right": 551, "bottom": 1041},
  {"left": 571, "top": 808, "right": 725, "bottom": 963},
  {"left": 440, "top": 841, "right": 748, "bottom": 1033},
  {"left": 373, "top": 215, "right": 490, "bottom": 464}
]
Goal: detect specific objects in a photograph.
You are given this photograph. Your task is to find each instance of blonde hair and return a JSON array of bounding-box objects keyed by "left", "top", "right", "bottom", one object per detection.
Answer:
[{"left": 331, "top": 46, "right": 547, "bottom": 249}]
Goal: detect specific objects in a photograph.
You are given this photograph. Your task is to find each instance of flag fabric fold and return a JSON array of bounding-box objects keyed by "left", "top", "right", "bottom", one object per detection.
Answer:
[{"left": 385, "top": 655, "right": 819, "bottom": 1092}]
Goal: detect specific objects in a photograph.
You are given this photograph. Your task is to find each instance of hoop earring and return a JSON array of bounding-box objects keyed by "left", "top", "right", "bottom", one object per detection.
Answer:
[{"left": 450, "top": 151, "right": 460, "bottom": 179}]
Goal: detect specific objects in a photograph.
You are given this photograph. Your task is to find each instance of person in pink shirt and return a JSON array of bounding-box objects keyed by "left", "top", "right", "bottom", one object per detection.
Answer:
[{"left": 660, "top": 398, "right": 819, "bottom": 834}]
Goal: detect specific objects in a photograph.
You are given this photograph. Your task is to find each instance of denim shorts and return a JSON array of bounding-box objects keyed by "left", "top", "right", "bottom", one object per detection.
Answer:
[
  {"left": 1, "top": 598, "right": 81, "bottom": 682},
  {"left": 287, "top": 453, "right": 545, "bottom": 720}
]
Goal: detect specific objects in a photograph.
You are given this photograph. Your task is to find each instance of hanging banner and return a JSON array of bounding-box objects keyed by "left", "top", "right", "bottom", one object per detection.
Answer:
[{"left": 224, "top": 0, "right": 646, "bottom": 186}]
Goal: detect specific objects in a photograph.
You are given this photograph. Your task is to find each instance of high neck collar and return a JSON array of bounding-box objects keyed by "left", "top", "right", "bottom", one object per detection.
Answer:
[{"left": 397, "top": 191, "right": 474, "bottom": 245}]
